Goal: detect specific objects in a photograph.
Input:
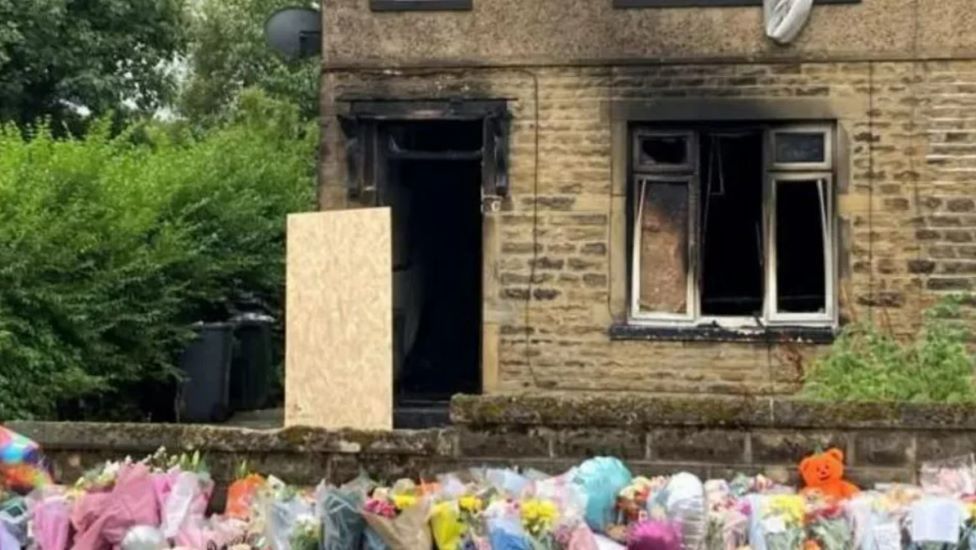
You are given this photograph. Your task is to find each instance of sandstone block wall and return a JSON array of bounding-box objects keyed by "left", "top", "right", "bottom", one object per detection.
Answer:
[
  {"left": 318, "top": 0, "right": 976, "bottom": 395},
  {"left": 13, "top": 395, "right": 976, "bottom": 495},
  {"left": 320, "top": 60, "right": 976, "bottom": 395}
]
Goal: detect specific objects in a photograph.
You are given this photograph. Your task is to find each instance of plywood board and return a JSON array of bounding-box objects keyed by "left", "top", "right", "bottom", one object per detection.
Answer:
[{"left": 285, "top": 209, "right": 392, "bottom": 430}]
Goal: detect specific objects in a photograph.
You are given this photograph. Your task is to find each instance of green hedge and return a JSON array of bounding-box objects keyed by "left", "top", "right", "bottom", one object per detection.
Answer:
[{"left": 0, "top": 91, "right": 316, "bottom": 419}]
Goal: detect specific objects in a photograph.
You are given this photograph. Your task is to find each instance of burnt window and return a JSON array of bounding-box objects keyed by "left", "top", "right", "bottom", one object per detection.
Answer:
[
  {"left": 629, "top": 123, "right": 836, "bottom": 328},
  {"left": 371, "top": 0, "right": 472, "bottom": 11}
]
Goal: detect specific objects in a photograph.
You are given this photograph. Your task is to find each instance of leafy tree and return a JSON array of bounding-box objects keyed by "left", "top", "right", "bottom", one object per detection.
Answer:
[
  {"left": 179, "top": 0, "right": 319, "bottom": 126},
  {"left": 0, "top": 90, "right": 316, "bottom": 420},
  {"left": 0, "top": 0, "right": 187, "bottom": 131}
]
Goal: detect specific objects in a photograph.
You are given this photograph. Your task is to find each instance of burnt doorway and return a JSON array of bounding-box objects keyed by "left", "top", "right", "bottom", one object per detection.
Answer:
[{"left": 379, "top": 120, "right": 483, "bottom": 419}]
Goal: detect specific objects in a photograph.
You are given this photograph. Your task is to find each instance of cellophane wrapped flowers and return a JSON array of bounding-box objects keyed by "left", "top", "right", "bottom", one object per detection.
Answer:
[
  {"left": 362, "top": 479, "right": 432, "bottom": 550},
  {"left": 761, "top": 494, "right": 807, "bottom": 550},
  {"left": 521, "top": 498, "right": 559, "bottom": 547},
  {"left": 804, "top": 495, "right": 853, "bottom": 550},
  {"left": 704, "top": 480, "right": 750, "bottom": 550}
]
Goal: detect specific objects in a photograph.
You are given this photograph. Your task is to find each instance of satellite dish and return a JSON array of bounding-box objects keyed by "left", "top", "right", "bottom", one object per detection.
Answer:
[{"left": 265, "top": 7, "right": 322, "bottom": 60}]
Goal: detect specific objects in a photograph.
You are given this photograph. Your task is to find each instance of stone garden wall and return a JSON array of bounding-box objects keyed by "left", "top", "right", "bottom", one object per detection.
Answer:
[{"left": 11, "top": 394, "right": 976, "bottom": 499}]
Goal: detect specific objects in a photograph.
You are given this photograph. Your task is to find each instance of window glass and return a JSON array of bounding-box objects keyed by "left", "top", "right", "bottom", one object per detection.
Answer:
[
  {"left": 775, "top": 179, "right": 828, "bottom": 313},
  {"left": 636, "top": 180, "right": 690, "bottom": 314},
  {"left": 774, "top": 132, "right": 826, "bottom": 164}
]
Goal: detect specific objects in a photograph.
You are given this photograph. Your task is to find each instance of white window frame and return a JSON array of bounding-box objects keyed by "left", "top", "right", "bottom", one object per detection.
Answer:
[
  {"left": 628, "top": 123, "right": 838, "bottom": 329},
  {"left": 768, "top": 124, "right": 833, "bottom": 171},
  {"left": 630, "top": 174, "right": 699, "bottom": 324},
  {"left": 764, "top": 173, "right": 837, "bottom": 325}
]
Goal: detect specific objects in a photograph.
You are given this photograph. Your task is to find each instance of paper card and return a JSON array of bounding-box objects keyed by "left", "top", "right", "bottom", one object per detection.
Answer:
[
  {"left": 910, "top": 497, "right": 965, "bottom": 544},
  {"left": 872, "top": 522, "right": 901, "bottom": 550}
]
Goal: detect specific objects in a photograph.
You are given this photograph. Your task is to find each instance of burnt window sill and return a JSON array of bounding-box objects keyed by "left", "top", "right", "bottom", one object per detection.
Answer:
[
  {"left": 609, "top": 323, "right": 836, "bottom": 344},
  {"left": 371, "top": 0, "right": 472, "bottom": 11}
]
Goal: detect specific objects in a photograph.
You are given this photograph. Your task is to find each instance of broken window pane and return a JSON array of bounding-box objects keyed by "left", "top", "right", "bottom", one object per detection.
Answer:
[
  {"left": 636, "top": 180, "right": 689, "bottom": 314},
  {"left": 774, "top": 132, "right": 826, "bottom": 165},
  {"left": 775, "top": 180, "right": 828, "bottom": 313},
  {"left": 637, "top": 134, "right": 689, "bottom": 169}
]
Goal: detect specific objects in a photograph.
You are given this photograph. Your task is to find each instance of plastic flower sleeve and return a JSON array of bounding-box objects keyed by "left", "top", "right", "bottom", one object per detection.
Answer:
[
  {"left": 487, "top": 468, "right": 531, "bottom": 497},
  {"left": 363, "top": 496, "right": 432, "bottom": 550},
  {"left": 266, "top": 496, "right": 314, "bottom": 550},
  {"left": 663, "top": 473, "right": 706, "bottom": 550},
  {"left": 315, "top": 478, "right": 370, "bottom": 550},
  {"left": 430, "top": 501, "right": 465, "bottom": 550},
  {"left": 31, "top": 492, "right": 71, "bottom": 550},
  {"left": 120, "top": 525, "right": 167, "bottom": 550},
  {"left": 919, "top": 454, "right": 976, "bottom": 497}
]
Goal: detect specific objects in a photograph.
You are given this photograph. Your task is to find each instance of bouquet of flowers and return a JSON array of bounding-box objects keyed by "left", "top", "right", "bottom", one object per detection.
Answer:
[
  {"left": 704, "top": 480, "right": 750, "bottom": 550},
  {"left": 73, "top": 459, "right": 126, "bottom": 494},
  {"left": 531, "top": 469, "right": 597, "bottom": 550},
  {"left": 481, "top": 498, "right": 533, "bottom": 550},
  {"left": 257, "top": 476, "right": 317, "bottom": 550},
  {"left": 289, "top": 511, "right": 322, "bottom": 550},
  {"left": 759, "top": 495, "right": 807, "bottom": 550},
  {"left": 225, "top": 461, "right": 264, "bottom": 521},
  {"left": 617, "top": 477, "right": 668, "bottom": 526},
  {"left": 804, "top": 496, "right": 852, "bottom": 550},
  {"left": 521, "top": 498, "right": 560, "bottom": 548},
  {"left": 317, "top": 472, "right": 375, "bottom": 550},
  {"left": 430, "top": 493, "right": 486, "bottom": 550},
  {"left": 362, "top": 479, "right": 432, "bottom": 550}
]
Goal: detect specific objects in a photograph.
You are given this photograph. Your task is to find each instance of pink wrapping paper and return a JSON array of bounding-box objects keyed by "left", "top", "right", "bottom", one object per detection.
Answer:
[
  {"left": 70, "top": 463, "right": 160, "bottom": 550},
  {"left": 33, "top": 495, "right": 71, "bottom": 550}
]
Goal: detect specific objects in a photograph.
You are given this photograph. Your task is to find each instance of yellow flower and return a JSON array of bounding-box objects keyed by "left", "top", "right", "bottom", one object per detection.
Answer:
[
  {"left": 537, "top": 500, "right": 558, "bottom": 522},
  {"left": 459, "top": 496, "right": 484, "bottom": 513},
  {"left": 521, "top": 499, "right": 559, "bottom": 534},
  {"left": 767, "top": 495, "right": 805, "bottom": 525},
  {"left": 392, "top": 494, "right": 418, "bottom": 510}
]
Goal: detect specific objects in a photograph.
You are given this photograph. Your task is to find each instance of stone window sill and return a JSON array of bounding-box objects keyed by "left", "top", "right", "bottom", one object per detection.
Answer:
[{"left": 608, "top": 323, "right": 836, "bottom": 344}]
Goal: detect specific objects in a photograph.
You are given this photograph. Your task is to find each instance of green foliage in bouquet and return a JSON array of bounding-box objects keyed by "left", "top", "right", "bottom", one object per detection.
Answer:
[
  {"left": 803, "top": 295, "right": 976, "bottom": 403},
  {"left": 0, "top": 90, "right": 315, "bottom": 419}
]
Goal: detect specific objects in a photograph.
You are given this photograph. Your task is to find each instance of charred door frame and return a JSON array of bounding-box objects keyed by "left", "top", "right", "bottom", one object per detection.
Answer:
[{"left": 336, "top": 99, "right": 511, "bottom": 396}]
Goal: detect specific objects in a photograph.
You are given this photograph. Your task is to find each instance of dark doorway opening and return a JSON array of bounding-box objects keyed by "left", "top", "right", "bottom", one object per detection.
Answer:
[
  {"left": 380, "top": 120, "right": 483, "bottom": 426},
  {"left": 699, "top": 131, "right": 765, "bottom": 317}
]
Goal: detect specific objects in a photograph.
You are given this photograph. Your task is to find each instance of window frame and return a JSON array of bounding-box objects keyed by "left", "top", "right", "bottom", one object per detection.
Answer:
[
  {"left": 765, "top": 172, "right": 836, "bottom": 325},
  {"left": 630, "top": 174, "right": 699, "bottom": 324},
  {"left": 627, "top": 123, "right": 838, "bottom": 329},
  {"left": 370, "top": 0, "right": 472, "bottom": 11}
]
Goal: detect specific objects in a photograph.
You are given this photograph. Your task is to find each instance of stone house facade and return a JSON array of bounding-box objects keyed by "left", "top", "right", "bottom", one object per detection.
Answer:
[{"left": 318, "top": 0, "right": 976, "bottom": 400}]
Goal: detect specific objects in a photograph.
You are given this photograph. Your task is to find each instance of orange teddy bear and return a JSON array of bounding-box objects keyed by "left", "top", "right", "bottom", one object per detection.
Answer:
[{"left": 799, "top": 448, "right": 860, "bottom": 500}]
